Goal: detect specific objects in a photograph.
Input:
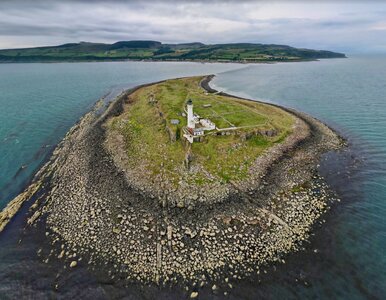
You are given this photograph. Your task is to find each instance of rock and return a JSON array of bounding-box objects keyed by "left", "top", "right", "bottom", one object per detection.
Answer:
[
  {"left": 70, "top": 261, "right": 77, "bottom": 268},
  {"left": 112, "top": 227, "right": 121, "bottom": 234},
  {"left": 58, "top": 250, "right": 65, "bottom": 259},
  {"left": 167, "top": 225, "right": 173, "bottom": 240},
  {"left": 190, "top": 291, "right": 198, "bottom": 299},
  {"left": 184, "top": 149, "right": 193, "bottom": 170}
]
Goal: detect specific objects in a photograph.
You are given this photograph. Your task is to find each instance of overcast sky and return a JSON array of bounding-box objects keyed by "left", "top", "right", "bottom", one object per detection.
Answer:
[{"left": 0, "top": 0, "right": 385, "bottom": 54}]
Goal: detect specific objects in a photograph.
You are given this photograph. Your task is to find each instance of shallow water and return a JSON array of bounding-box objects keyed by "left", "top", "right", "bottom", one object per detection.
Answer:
[{"left": 0, "top": 57, "right": 386, "bottom": 299}]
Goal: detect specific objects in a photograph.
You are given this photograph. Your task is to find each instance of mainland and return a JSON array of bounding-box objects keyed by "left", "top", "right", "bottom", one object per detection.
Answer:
[{"left": 0, "top": 40, "right": 346, "bottom": 63}]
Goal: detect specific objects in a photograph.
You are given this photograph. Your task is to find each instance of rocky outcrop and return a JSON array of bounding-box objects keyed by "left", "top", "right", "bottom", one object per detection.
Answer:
[
  {"left": 0, "top": 182, "right": 41, "bottom": 233},
  {"left": 166, "top": 125, "right": 177, "bottom": 142}
]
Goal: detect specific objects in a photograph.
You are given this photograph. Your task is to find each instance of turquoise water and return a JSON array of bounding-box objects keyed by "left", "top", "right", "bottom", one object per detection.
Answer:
[
  {"left": 0, "top": 61, "right": 239, "bottom": 209},
  {"left": 0, "top": 57, "right": 385, "bottom": 298}
]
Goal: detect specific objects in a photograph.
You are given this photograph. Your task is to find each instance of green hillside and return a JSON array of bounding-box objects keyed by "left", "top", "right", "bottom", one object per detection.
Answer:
[
  {"left": 0, "top": 40, "right": 346, "bottom": 63},
  {"left": 106, "top": 76, "right": 295, "bottom": 184}
]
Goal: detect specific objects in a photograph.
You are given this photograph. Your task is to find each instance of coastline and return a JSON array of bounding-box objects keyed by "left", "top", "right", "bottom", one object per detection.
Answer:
[
  {"left": 201, "top": 75, "right": 345, "bottom": 142},
  {"left": 0, "top": 75, "right": 345, "bottom": 294},
  {"left": 0, "top": 57, "right": 346, "bottom": 65}
]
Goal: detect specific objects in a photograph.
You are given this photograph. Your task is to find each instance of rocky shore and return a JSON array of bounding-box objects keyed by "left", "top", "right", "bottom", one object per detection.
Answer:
[
  {"left": 103, "top": 76, "right": 309, "bottom": 210},
  {"left": 10, "top": 76, "right": 344, "bottom": 297}
]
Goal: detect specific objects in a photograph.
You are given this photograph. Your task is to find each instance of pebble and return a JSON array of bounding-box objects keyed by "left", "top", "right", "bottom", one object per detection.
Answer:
[{"left": 69, "top": 261, "right": 77, "bottom": 268}]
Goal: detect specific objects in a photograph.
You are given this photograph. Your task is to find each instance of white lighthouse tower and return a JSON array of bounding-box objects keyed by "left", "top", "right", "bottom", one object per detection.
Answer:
[{"left": 187, "top": 99, "right": 195, "bottom": 129}]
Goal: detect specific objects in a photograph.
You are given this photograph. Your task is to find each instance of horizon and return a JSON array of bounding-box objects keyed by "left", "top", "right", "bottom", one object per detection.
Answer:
[{"left": 0, "top": 1, "right": 385, "bottom": 54}]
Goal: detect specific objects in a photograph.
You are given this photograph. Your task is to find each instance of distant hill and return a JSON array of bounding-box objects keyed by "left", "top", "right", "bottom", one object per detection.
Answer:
[{"left": 0, "top": 40, "right": 346, "bottom": 63}]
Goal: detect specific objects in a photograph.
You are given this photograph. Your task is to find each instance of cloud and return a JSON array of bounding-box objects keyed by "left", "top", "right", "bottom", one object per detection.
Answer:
[{"left": 0, "top": 0, "right": 385, "bottom": 53}]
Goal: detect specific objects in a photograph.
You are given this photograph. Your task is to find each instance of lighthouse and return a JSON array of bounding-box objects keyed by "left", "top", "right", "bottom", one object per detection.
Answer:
[{"left": 187, "top": 99, "right": 195, "bottom": 129}]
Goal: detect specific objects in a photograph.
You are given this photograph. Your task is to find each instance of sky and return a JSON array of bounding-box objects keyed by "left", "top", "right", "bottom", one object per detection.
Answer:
[{"left": 0, "top": 0, "right": 386, "bottom": 54}]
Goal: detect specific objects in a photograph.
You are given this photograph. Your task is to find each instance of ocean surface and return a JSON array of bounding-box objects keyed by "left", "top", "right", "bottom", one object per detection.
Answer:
[{"left": 0, "top": 57, "right": 385, "bottom": 299}]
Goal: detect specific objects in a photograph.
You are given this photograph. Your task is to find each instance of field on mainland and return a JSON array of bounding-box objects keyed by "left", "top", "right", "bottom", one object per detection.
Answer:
[
  {"left": 0, "top": 41, "right": 346, "bottom": 62},
  {"left": 107, "top": 76, "right": 294, "bottom": 184}
]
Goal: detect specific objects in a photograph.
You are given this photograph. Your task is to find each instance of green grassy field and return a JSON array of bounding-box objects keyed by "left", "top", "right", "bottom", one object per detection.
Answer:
[
  {"left": 0, "top": 41, "right": 346, "bottom": 62},
  {"left": 107, "top": 77, "right": 294, "bottom": 184}
]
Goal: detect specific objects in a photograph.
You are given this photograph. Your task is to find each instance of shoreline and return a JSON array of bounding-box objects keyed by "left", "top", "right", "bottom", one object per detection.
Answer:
[
  {"left": 0, "top": 94, "right": 114, "bottom": 233},
  {"left": 0, "top": 57, "right": 347, "bottom": 65},
  {"left": 201, "top": 75, "right": 346, "bottom": 144},
  {"left": 1, "top": 75, "right": 345, "bottom": 295}
]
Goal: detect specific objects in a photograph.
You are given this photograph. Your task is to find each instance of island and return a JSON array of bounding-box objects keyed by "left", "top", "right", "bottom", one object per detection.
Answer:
[
  {"left": 1, "top": 76, "right": 344, "bottom": 296},
  {"left": 104, "top": 76, "right": 298, "bottom": 207},
  {"left": 0, "top": 40, "right": 346, "bottom": 63}
]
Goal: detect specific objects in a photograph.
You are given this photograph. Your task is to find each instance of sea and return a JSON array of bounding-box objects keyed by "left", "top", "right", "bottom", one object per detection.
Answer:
[{"left": 0, "top": 57, "right": 385, "bottom": 299}]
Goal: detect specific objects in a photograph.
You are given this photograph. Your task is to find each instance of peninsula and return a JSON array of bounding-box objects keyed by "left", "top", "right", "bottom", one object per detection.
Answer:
[
  {"left": 2, "top": 76, "right": 344, "bottom": 296},
  {"left": 0, "top": 40, "right": 346, "bottom": 63}
]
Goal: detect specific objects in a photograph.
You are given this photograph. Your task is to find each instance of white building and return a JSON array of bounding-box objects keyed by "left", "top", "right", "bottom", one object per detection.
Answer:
[
  {"left": 193, "top": 114, "right": 200, "bottom": 124},
  {"left": 183, "top": 127, "right": 204, "bottom": 143},
  {"left": 191, "top": 127, "right": 204, "bottom": 136},
  {"left": 200, "top": 118, "right": 216, "bottom": 131},
  {"left": 183, "top": 99, "right": 215, "bottom": 143}
]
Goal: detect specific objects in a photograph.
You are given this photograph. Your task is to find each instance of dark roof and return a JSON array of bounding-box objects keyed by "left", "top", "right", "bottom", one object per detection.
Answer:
[{"left": 187, "top": 99, "right": 193, "bottom": 105}]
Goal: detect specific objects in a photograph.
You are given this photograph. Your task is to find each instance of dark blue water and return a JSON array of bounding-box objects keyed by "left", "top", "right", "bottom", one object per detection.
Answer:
[{"left": 0, "top": 57, "right": 385, "bottom": 299}]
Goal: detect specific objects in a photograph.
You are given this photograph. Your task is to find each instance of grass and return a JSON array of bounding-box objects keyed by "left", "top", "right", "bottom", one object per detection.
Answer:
[
  {"left": 0, "top": 43, "right": 345, "bottom": 63},
  {"left": 107, "top": 76, "right": 295, "bottom": 184}
]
